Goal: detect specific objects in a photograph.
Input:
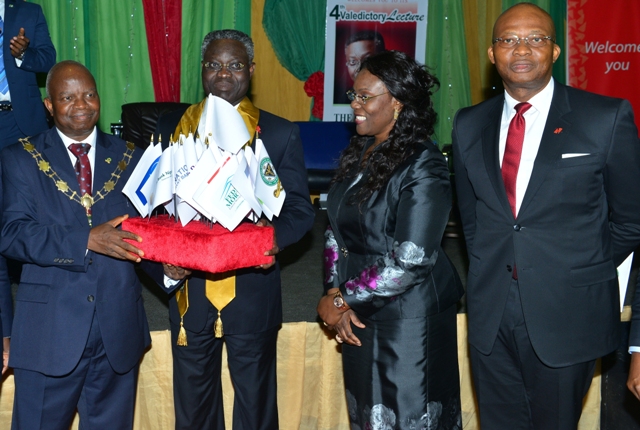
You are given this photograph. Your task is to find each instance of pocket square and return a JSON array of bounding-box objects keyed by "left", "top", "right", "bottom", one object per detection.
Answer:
[{"left": 562, "top": 153, "right": 590, "bottom": 159}]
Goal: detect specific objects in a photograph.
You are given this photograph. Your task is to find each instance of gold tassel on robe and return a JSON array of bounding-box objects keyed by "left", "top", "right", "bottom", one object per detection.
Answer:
[
  {"left": 175, "top": 281, "right": 189, "bottom": 346},
  {"left": 206, "top": 272, "right": 236, "bottom": 338}
]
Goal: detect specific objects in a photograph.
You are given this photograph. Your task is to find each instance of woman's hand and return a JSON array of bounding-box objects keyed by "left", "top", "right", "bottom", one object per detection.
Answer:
[{"left": 317, "top": 289, "right": 366, "bottom": 346}]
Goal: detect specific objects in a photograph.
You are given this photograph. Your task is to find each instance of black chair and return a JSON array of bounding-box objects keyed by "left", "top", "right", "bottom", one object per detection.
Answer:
[{"left": 118, "top": 102, "right": 191, "bottom": 148}]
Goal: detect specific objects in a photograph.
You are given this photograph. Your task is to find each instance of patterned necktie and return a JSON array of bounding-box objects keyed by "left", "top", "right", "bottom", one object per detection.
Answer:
[
  {"left": 502, "top": 102, "right": 532, "bottom": 217},
  {"left": 0, "top": 16, "right": 9, "bottom": 95},
  {"left": 68, "top": 143, "right": 93, "bottom": 223}
]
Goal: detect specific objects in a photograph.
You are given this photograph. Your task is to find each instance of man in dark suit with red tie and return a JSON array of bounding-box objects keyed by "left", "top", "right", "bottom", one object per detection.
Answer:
[
  {"left": 0, "top": 60, "right": 149, "bottom": 429},
  {"left": 453, "top": 3, "right": 640, "bottom": 429}
]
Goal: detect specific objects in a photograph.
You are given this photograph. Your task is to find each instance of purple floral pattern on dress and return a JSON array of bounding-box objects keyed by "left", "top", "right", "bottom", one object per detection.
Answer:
[
  {"left": 324, "top": 226, "right": 339, "bottom": 285},
  {"left": 345, "top": 265, "right": 379, "bottom": 293},
  {"left": 344, "top": 241, "right": 438, "bottom": 302}
]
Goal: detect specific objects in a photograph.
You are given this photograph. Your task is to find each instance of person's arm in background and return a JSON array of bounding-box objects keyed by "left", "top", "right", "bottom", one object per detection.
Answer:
[{"left": 10, "top": 3, "right": 56, "bottom": 72}]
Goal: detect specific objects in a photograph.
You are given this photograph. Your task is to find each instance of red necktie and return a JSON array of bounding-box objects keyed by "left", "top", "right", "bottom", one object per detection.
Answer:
[
  {"left": 68, "top": 143, "right": 93, "bottom": 222},
  {"left": 502, "top": 102, "right": 532, "bottom": 217}
]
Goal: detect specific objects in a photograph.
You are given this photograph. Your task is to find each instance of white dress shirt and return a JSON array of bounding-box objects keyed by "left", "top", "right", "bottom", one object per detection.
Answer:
[{"left": 499, "top": 78, "right": 555, "bottom": 217}]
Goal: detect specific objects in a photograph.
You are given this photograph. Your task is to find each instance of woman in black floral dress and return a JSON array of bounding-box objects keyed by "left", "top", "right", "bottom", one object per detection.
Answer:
[{"left": 317, "top": 51, "right": 463, "bottom": 429}]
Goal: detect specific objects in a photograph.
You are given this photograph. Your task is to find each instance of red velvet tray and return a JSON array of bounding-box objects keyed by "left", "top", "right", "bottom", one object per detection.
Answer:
[{"left": 122, "top": 215, "right": 274, "bottom": 273}]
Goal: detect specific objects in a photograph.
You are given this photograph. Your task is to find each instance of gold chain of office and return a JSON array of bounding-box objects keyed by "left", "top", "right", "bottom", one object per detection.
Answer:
[{"left": 19, "top": 137, "right": 136, "bottom": 210}]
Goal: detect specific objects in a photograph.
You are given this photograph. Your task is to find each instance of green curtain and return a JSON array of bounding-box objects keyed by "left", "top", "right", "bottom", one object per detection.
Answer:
[
  {"left": 262, "top": 0, "right": 325, "bottom": 81},
  {"left": 180, "top": 0, "right": 251, "bottom": 104},
  {"left": 427, "top": 0, "right": 472, "bottom": 147},
  {"left": 262, "top": 0, "right": 326, "bottom": 120},
  {"left": 32, "top": 0, "right": 154, "bottom": 132},
  {"left": 501, "top": 0, "right": 566, "bottom": 84}
]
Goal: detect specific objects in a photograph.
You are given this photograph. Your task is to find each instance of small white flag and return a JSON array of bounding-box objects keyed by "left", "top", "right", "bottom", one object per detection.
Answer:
[
  {"left": 254, "top": 138, "right": 285, "bottom": 219},
  {"left": 202, "top": 95, "right": 251, "bottom": 154},
  {"left": 193, "top": 155, "right": 251, "bottom": 231},
  {"left": 176, "top": 148, "right": 219, "bottom": 225},
  {"left": 182, "top": 132, "right": 198, "bottom": 172},
  {"left": 232, "top": 152, "right": 262, "bottom": 217},
  {"left": 122, "top": 142, "right": 163, "bottom": 217},
  {"left": 151, "top": 144, "right": 175, "bottom": 213}
]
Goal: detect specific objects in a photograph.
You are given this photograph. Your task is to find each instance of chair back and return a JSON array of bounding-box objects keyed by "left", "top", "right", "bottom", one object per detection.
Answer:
[
  {"left": 295, "top": 121, "right": 355, "bottom": 192},
  {"left": 120, "top": 102, "right": 191, "bottom": 148}
]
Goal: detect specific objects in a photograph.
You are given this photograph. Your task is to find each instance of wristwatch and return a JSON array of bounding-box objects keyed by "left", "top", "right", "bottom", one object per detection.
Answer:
[{"left": 333, "top": 290, "right": 346, "bottom": 309}]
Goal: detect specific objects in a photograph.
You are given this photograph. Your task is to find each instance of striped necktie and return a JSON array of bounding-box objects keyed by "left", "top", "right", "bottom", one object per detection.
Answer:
[{"left": 0, "top": 15, "right": 9, "bottom": 95}]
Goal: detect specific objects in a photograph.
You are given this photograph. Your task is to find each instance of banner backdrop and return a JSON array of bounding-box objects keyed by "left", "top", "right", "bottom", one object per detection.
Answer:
[
  {"left": 323, "top": 0, "right": 427, "bottom": 122},
  {"left": 567, "top": 0, "right": 640, "bottom": 131}
]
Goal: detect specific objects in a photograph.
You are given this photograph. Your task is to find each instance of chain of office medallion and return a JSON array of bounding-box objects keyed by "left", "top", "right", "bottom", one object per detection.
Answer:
[{"left": 19, "top": 137, "right": 136, "bottom": 209}]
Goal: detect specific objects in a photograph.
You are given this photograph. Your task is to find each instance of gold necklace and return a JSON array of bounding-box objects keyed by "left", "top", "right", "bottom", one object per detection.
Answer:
[{"left": 20, "top": 137, "right": 136, "bottom": 226}]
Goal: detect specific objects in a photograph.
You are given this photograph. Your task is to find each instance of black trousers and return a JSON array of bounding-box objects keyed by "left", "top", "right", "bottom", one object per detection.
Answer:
[
  {"left": 470, "top": 279, "right": 596, "bottom": 430},
  {"left": 170, "top": 304, "right": 279, "bottom": 430}
]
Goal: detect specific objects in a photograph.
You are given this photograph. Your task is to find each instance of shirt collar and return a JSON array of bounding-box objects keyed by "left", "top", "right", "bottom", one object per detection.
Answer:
[
  {"left": 57, "top": 127, "right": 98, "bottom": 149},
  {"left": 504, "top": 78, "right": 555, "bottom": 116}
]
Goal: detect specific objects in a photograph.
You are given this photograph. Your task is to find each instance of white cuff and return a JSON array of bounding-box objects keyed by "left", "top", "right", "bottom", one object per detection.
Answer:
[{"left": 163, "top": 275, "right": 180, "bottom": 289}]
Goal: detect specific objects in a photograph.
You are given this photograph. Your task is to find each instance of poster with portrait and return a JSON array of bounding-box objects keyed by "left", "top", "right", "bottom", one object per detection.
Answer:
[
  {"left": 567, "top": 0, "right": 640, "bottom": 132},
  {"left": 323, "top": 0, "right": 428, "bottom": 122}
]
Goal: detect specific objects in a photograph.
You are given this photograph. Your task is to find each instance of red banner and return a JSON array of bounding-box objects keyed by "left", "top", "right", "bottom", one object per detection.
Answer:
[{"left": 567, "top": 0, "right": 640, "bottom": 132}]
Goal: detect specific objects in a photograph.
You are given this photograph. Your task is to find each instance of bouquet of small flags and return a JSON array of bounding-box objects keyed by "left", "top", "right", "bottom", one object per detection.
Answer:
[{"left": 122, "top": 95, "right": 285, "bottom": 231}]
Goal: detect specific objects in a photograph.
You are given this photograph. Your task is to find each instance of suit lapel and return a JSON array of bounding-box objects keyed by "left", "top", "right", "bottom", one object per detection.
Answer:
[
  {"left": 518, "top": 84, "right": 572, "bottom": 217},
  {"left": 41, "top": 129, "right": 89, "bottom": 226},
  {"left": 482, "top": 96, "right": 514, "bottom": 218}
]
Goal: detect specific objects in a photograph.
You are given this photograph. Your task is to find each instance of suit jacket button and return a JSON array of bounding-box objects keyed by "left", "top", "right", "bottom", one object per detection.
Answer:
[
  {"left": 513, "top": 224, "right": 521, "bottom": 231},
  {"left": 87, "top": 295, "right": 94, "bottom": 302},
  {"left": 88, "top": 259, "right": 93, "bottom": 265},
  {"left": 69, "top": 259, "right": 74, "bottom": 263},
  {"left": 506, "top": 265, "right": 512, "bottom": 272},
  {"left": 54, "top": 258, "right": 59, "bottom": 263}
]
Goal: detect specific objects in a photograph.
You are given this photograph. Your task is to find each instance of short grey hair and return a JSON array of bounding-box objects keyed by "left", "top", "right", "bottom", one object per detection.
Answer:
[
  {"left": 201, "top": 29, "right": 254, "bottom": 62},
  {"left": 45, "top": 60, "right": 92, "bottom": 98}
]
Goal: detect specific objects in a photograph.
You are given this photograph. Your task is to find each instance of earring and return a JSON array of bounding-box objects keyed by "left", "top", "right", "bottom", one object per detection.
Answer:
[{"left": 393, "top": 109, "right": 400, "bottom": 120}]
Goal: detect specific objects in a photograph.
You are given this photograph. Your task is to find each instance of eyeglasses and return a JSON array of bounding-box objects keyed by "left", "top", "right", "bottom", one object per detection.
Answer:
[
  {"left": 201, "top": 61, "right": 246, "bottom": 72},
  {"left": 346, "top": 89, "right": 388, "bottom": 105},
  {"left": 492, "top": 35, "right": 555, "bottom": 49}
]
